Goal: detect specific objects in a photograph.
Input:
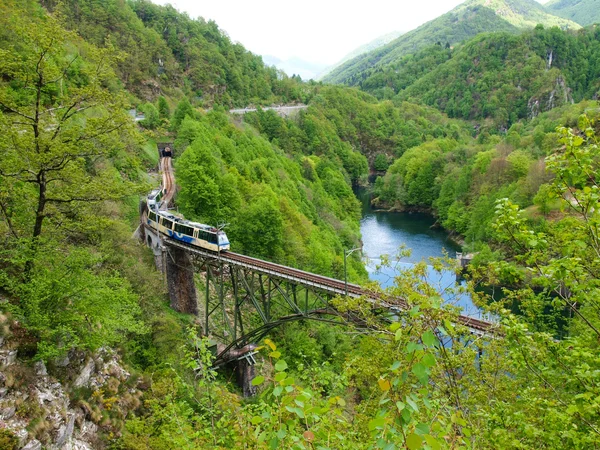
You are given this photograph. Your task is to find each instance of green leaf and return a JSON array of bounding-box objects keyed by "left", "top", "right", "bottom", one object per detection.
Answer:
[
  {"left": 421, "top": 330, "right": 437, "bottom": 347},
  {"left": 251, "top": 376, "right": 265, "bottom": 386},
  {"left": 274, "top": 372, "right": 287, "bottom": 382},
  {"left": 389, "top": 361, "right": 401, "bottom": 371},
  {"left": 422, "top": 353, "right": 436, "bottom": 368},
  {"left": 275, "top": 360, "right": 288, "bottom": 372},
  {"left": 424, "top": 434, "right": 442, "bottom": 450},
  {"left": 368, "top": 417, "right": 385, "bottom": 431},
  {"left": 395, "top": 328, "right": 403, "bottom": 341},
  {"left": 269, "top": 350, "right": 281, "bottom": 359},
  {"left": 415, "top": 422, "right": 430, "bottom": 435},
  {"left": 406, "top": 397, "right": 419, "bottom": 412},
  {"left": 405, "top": 433, "right": 422, "bottom": 450},
  {"left": 389, "top": 322, "right": 401, "bottom": 332},
  {"left": 412, "top": 363, "right": 428, "bottom": 382},
  {"left": 273, "top": 386, "right": 283, "bottom": 397},
  {"left": 406, "top": 342, "right": 422, "bottom": 353},
  {"left": 251, "top": 416, "right": 262, "bottom": 425}
]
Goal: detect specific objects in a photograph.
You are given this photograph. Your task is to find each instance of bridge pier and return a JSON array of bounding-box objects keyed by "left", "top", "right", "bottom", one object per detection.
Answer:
[
  {"left": 165, "top": 245, "right": 199, "bottom": 315},
  {"left": 219, "top": 344, "right": 259, "bottom": 397}
]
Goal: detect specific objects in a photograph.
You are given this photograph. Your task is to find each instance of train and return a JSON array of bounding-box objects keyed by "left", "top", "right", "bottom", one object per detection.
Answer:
[
  {"left": 145, "top": 148, "right": 230, "bottom": 252},
  {"left": 146, "top": 208, "right": 230, "bottom": 252}
]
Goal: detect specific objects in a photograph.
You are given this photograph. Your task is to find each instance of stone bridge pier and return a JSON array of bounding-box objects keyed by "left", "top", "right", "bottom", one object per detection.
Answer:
[
  {"left": 164, "top": 245, "right": 199, "bottom": 315},
  {"left": 140, "top": 201, "right": 199, "bottom": 315}
]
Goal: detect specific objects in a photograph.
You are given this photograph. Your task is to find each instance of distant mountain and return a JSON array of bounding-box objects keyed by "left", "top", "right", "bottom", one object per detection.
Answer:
[
  {"left": 323, "top": 0, "right": 580, "bottom": 85},
  {"left": 262, "top": 55, "right": 329, "bottom": 80},
  {"left": 545, "top": 0, "right": 600, "bottom": 26},
  {"left": 316, "top": 30, "right": 404, "bottom": 81}
]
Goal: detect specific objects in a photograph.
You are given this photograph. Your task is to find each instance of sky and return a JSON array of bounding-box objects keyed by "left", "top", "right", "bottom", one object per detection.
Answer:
[{"left": 153, "top": 0, "right": 549, "bottom": 77}]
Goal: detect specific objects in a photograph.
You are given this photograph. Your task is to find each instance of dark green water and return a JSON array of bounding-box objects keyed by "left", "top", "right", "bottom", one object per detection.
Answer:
[{"left": 357, "top": 187, "right": 483, "bottom": 317}]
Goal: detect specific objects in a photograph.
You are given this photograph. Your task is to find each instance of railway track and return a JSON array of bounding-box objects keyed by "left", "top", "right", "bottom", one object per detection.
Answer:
[{"left": 159, "top": 157, "right": 175, "bottom": 210}]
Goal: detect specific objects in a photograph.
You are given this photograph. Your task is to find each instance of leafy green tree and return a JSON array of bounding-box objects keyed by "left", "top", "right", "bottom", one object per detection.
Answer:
[
  {"left": 172, "top": 98, "right": 195, "bottom": 130},
  {"left": 373, "top": 153, "right": 390, "bottom": 171},
  {"left": 0, "top": 7, "right": 136, "bottom": 246},
  {"left": 157, "top": 95, "right": 170, "bottom": 120},
  {"left": 140, "top": 102, "right": 160, "bottom": 129}
]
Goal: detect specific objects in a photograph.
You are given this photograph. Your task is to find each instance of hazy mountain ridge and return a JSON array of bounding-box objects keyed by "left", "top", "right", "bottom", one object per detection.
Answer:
[
  {"left": 323, "top": 0, "right": 580, "bottom": 85},
  {"left": 545, "top": 0, "right": 600, "bottom": 26},
  {"left": 316, "top": 30, "right": 404, "bottom": 81}
]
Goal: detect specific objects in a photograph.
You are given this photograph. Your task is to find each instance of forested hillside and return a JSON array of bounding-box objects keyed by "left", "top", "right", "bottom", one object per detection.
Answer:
[
  {"left": 359, "top": 27, "right": 600, "bottom": 126},
  {"left": 546, "top": 0, "right": 600, "bottom": 26},
  {"left": 2, "top": 0, "right": 600, "bottom": 449},
  {"left": 323, "top": 0, "right": 579, "bottom": 85},
  {"left": 44, "top": 0, "right": 307, "bottom": 107}
]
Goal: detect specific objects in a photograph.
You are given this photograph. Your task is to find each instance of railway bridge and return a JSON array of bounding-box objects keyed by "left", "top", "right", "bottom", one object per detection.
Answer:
[{"left": 140, "top": 150, "right": 496, "bottom": 395}]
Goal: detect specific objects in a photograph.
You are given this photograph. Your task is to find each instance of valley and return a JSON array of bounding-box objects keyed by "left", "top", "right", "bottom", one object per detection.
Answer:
[{"left": 0, "top": 0, "right": 599, "bottom": 448}]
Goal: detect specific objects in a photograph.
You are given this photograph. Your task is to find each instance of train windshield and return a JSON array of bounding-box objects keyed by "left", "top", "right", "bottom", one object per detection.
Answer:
[{"left": 218, "top": 234, "right": 228, "bottom": 244}]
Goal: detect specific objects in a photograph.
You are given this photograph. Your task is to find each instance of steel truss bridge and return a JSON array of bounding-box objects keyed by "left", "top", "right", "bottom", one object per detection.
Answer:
[{"left": 163, "top": 238, "right": 495, "bottom": 364}]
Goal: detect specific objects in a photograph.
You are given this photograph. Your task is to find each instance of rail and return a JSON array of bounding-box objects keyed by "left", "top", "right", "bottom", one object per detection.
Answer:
[{"left": 159, "top": 157, "right": 175, "bottom": 210}]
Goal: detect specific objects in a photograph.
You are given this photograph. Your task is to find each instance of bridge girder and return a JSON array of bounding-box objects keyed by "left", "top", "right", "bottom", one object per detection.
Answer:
[{"left": 188, "top": 252, "right": 355, "bottom": 365}]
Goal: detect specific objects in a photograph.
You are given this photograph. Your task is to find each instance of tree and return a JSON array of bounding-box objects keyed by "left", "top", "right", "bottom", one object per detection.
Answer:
[
  {"left": 140, "top": 102, "right": 160, "bottom": 129},
  {"left": 373, "top": 153, "right": 390, "bottom": 171},
  {"left": 487, "top": 116, "right": 600, "bottom": 445},
  {"left": 172, "top": 98, "right": 195, "bottom": 130},
  {"left": 157, "top": 95, "right": 170, "bottom": 121},
  {"left": 0, "top": 7, "right": 137, "bottom": 251}
]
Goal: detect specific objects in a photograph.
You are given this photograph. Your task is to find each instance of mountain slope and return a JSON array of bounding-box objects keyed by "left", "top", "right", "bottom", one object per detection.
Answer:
[
  {"left": 317, "top": 30, "right": 404, "bottom": 81},
  {"left": 545, "top": 0, "right": 600, "bottom": 26},
  {"left": 385, "top": 27, "right": 600, "bottom": 126},
  {"left": 323, "top": 0, "right": 580, "bottom": 85},
  {"left": 45, "top": 0, "right": 306, "bottom": 107}
]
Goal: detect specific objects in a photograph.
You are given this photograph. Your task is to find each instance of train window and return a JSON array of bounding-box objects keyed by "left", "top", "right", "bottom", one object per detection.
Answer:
[
  {"left": 162, "top": 218, "right": 173, "bottom": 229},
  {"left": 208, "top": 232, "right": 217, "bottom": 244},
  {"left": 148, "top": 211, "right": 157, "bottom": 221},
  {"left": 175, "top": 224, "right": 194, "bottom": 236}
]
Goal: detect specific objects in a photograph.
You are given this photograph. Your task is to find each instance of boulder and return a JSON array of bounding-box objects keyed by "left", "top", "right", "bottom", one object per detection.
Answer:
[
  {"left": 73, "top": 359, "right": 95, "bottom": 388},
  {"left": 22, "top": 439, "right": 42, "bottom": 450}
]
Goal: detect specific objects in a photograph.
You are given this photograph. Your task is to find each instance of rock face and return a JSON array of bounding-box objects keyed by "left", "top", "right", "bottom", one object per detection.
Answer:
[{"left": 0, "top": 338, "right": 139, "bottom": 449}]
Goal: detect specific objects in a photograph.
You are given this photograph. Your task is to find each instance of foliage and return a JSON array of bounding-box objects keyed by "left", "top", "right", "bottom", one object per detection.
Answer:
[
  {"left": 139, "top": 102, "right": 160, "bottom": 129},
  {"left": 351, "top": 26, "right": 600, "bottom": 126},
  {"left": 0, "top": 429, "right": 18, "bottom": 450},
  {"left": 546, "top": 0, "right": 600, "bottom": 26},
  {"left": 46, "top": 0, "right": 307, "bottom": 107},
  {"left": 323, "top": 0, "right": 579, "bottom": 86},
  {"left": 174, "top": 111, "right": 365, "bottom": 276},
  {"left": 0, "top": 1, "right": 141, "bottom": 246}
]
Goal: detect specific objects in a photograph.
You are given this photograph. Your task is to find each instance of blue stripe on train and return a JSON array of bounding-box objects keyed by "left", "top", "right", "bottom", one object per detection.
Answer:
[{"left": 173, "top": 233, "right": 195, "bottom": 244}]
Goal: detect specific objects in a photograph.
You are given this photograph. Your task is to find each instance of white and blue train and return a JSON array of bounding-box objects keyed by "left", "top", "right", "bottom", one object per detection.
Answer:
[{"left": 147, "top": 207, "right": 230, "bottom": 252}]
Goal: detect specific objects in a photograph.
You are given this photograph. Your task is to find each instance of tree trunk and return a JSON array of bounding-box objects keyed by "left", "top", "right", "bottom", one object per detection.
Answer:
[{"left": 25, "top": 174, "right": 46, "bottom": 275}]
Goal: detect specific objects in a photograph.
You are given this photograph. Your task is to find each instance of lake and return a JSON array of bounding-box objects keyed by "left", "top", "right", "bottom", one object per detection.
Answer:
[{"left": 357, "top": 187, "right": 485, "bottom": 318}]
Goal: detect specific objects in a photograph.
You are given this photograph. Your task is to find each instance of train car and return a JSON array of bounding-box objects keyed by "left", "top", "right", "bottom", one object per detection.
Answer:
[
  {"left": 147, "top": 188, "right": 165, "bottom": 210},
  {"left": 161, "top": 146, "right": 172, "bottom": 158},
  {"left": 147, "top": 208, "right": 230, "bottom": 252}
]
